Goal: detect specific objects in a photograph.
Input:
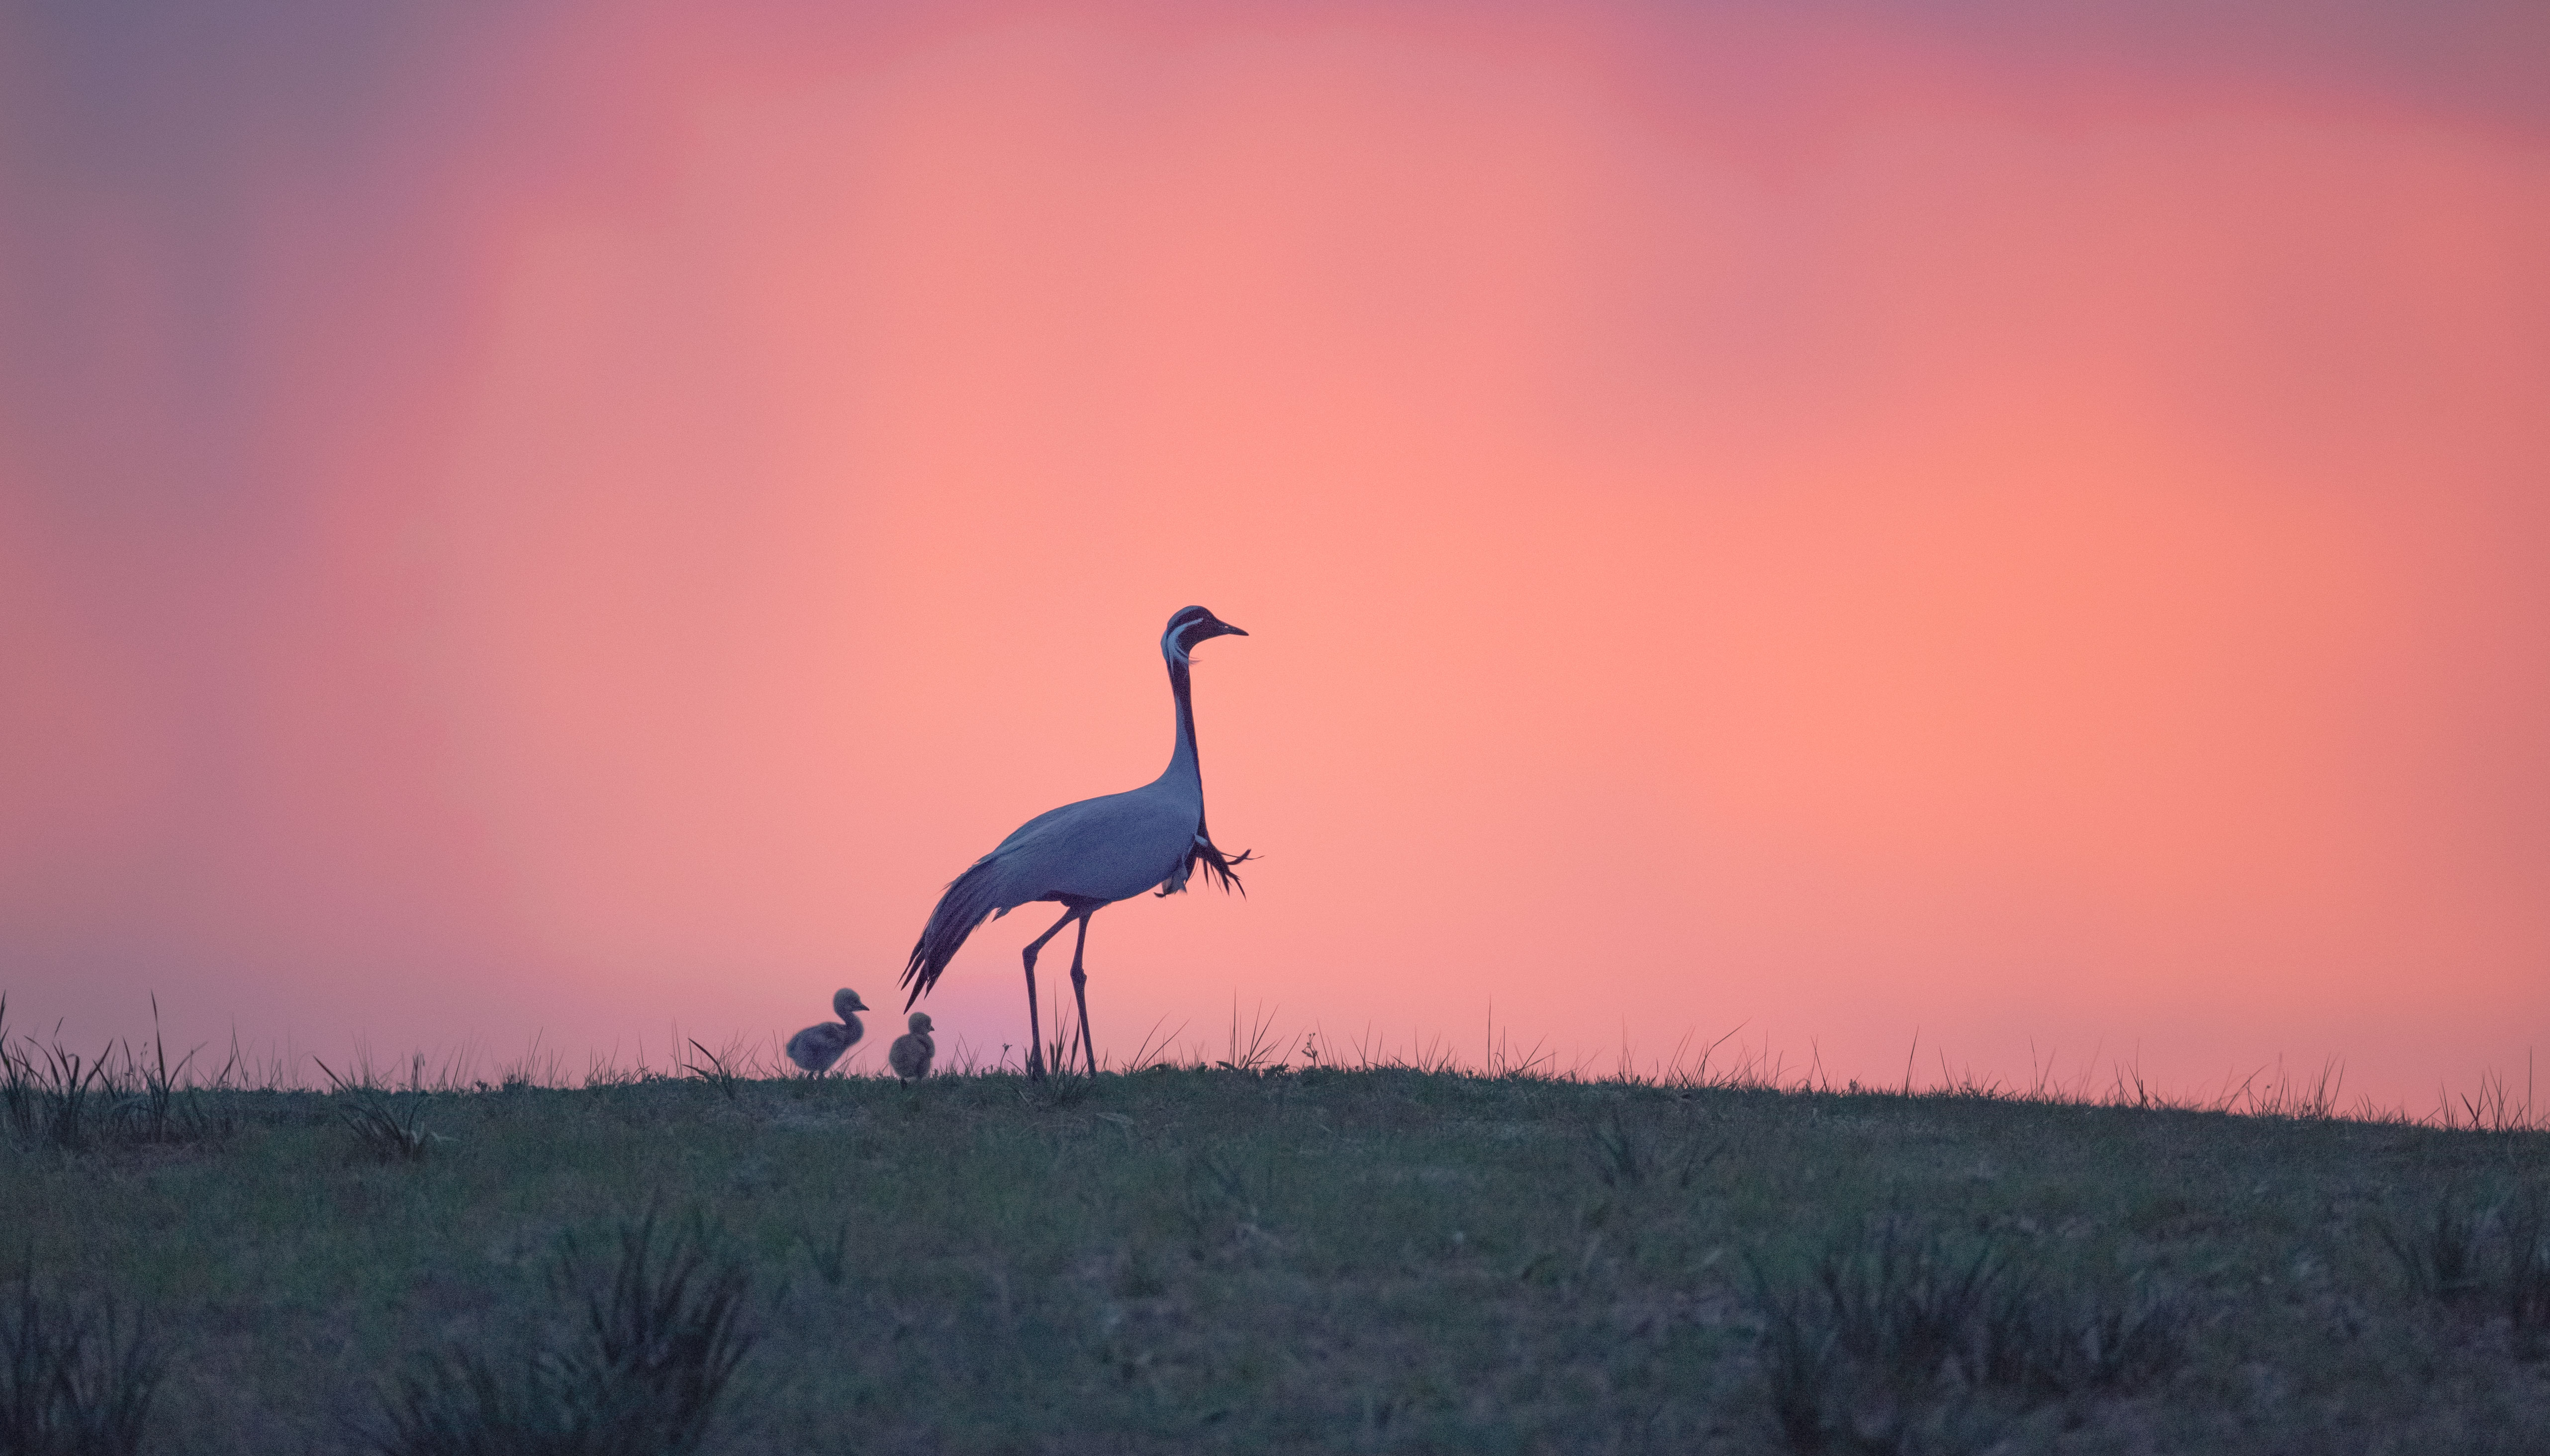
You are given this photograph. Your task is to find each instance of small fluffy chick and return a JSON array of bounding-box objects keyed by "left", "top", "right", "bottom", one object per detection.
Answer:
[
  {"left": 888, "top": 1012, "right": 936, "bottom": 1084},
  {"left": 785, "top": 988, "right": 869, "bottom": 1076}
]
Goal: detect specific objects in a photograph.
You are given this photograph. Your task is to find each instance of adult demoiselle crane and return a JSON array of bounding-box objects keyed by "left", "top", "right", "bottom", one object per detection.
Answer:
[{"left": 900, "top": 605, "right": 1253, "bottom": 1077}]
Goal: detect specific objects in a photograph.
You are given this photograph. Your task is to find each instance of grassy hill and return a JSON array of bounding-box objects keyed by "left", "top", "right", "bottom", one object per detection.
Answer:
[{"left": 5, "top": 1025, "right": 2549, "bottom": 1454}]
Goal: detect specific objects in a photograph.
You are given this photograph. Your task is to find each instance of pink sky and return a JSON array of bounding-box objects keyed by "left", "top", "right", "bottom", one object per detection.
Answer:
[{"left": 2, "top": 1, "right": 2546, "bottom": 1110}]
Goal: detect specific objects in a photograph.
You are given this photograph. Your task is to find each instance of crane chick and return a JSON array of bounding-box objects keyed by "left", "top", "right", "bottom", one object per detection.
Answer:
[
  {"left": 785, "top": 988, "right": 869, "bottom": 1076},
  {"left": 888, "top": 1012, "right": 935, "bottom": 1084}
]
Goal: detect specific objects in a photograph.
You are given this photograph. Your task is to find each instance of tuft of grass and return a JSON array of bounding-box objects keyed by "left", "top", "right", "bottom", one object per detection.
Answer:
[
  {"left": 1215, "top": 1000, "right": 1287, "bottom": 1074},
  {"left": 1586, "top": 1109, "right": 1719, "bottom": 1190},
  {"left": 2379, "top": 1186, "right": 2490, "bottom": 1302},
  {"left": 365, "top": 1208, "right": 754, "bottom": 1456},
  {"left": 2436, "top": 1056, "right": 2541, "bottom": 1133},
  {"left": 1750, "top": 1218, "right": 2187, "bottom": 1451},
  {"left": 0, "top": 1268, "right": 163, "bottom": 1456},
  {"left": 3, "top": 1041, "right": 109, "bottom": 1156},
  {"left": 1017, "top": 1075, "right": 1095, "bottom": 1111},
  {"left": 2383, "top": 1183, "right": 2550, "bottom": 1360},
  {"left": 0, "top": 1000, "right": 112, "bottom": 1155},
  {"left": 1042, "top": 1002, "right": 1081, "bottom": 1081},
  {"left": 679, "top": 1041, "right": 743, "bottom": 1102},
  {"left": 2, "top": 998, "right": 240, "bottom": 1156},
  {"left": 1121, "top": 1015, "right": 1189, "bottom": 1074},
  {"left": 107, "top": 997, "right": 237, "bottom": 1148},
  {"left": 316, "top": 1059, "right": 436, "bottom": 1162}
]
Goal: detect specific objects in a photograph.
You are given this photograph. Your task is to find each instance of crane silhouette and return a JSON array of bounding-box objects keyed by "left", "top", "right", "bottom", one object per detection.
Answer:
[
  {"left": 784, "top": 988, "right": 868, "bottom": 1076},
  {"left": 900, "top": 605, "right": 1253, "bottom": 1077}
]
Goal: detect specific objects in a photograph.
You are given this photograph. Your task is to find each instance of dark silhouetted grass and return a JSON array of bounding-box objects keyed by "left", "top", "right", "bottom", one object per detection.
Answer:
[
  {"left": 1750, "top": 1217, "right": 2188, "bottom": 1452},
  {"left": 2381, "top": 1182, "right": 2550, "bottom": 1362},
  {"left": 0, "top": 998, "right": 235, "bottom": 1155},
  {"left": 679, "top": 1041, "right": 746, "bottom": 1102},
  {"left": 313, "top": 1060, "right": 435, "bottom": 1163},
  {"left": 362, "top": 1209, "right": 752, "bottom": 1456},
  {"left": 2381, "top": 1186, "right": 2491, "bottom": 1303},
  {"left": 110, "top": 1009, "right": 237, "bottom": 1150},
  {"left": 0, "top": 1268, "right": 163, "bottom": 1456}
]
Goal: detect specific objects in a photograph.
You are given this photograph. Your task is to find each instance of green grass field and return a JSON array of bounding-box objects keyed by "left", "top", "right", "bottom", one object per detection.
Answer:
[{"left": 5, "top": 1015, "right": 2550, "bottom": 1454}]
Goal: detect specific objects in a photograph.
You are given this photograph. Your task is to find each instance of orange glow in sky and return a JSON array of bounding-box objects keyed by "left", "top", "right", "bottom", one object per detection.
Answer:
[{"left": 2, "top": 2, "right": 2546, "bottom": 1110}]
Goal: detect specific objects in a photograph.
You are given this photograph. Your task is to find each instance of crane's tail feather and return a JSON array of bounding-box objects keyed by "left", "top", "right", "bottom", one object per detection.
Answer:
[
  {"left": 902, "top": 858, "right": 1009, "bottom": 1009},
  {"left": 1159, "top": 833, "right": 1255, "bottom": 899}
]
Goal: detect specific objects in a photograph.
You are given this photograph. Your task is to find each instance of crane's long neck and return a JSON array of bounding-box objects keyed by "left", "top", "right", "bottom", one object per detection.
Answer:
[{"left": 1162, "top": 658, "right": 1202, "bottom": 797}]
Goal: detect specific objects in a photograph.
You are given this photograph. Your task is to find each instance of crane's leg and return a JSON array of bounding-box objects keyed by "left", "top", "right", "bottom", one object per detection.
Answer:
[
  {"left": 1067, "top": 910, "right": 1100, "bottom": 1077},
  {"left": 1019, "top": 907, "right": 1081, "bottom": 1080}
]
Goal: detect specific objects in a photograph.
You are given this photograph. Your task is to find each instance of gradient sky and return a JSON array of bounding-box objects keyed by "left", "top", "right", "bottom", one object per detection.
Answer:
[{"left": 3, "top": 0, "right": 2546, "bottom": 1110}]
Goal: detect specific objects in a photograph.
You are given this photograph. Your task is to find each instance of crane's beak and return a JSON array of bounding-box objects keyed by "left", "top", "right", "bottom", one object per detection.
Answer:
[{"left": 1217, "top": 621, "right": 1248, "bottom": 638}]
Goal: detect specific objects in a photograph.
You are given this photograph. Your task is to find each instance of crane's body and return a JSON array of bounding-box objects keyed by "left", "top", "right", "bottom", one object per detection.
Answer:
[{"left": 900, "top": 606, "right": 1252, "bottom": 1077}]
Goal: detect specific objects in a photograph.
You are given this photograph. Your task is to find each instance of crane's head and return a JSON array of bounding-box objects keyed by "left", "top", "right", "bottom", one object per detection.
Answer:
[
  {"left": 908, "top": 1012, "right": 933, "bottom": 1035},
  {"left": 834, "top": 988, "right": 869, "bottom": 1021},
  {"left": 1162, "top": 605, "right": 1247, "bottom": 665}
]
